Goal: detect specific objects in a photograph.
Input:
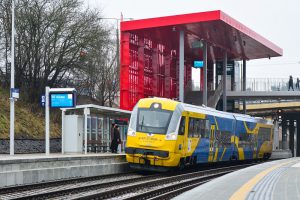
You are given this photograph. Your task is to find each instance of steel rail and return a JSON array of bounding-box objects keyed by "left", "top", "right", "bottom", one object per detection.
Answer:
[
  {"left": 0, "top": 173, "right": 151, "bottom": 200},
  {"left": 0, "top": 162, "right": 258, "bottom": 200},
  {"left": 0, "top": 172, "right": 135, "bottom": 195},
  {"left": 75, "top": 164, "right": 253, "bottom": 200}
]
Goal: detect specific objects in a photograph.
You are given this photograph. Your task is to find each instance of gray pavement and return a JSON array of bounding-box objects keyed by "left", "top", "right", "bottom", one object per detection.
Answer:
[{"left": 174, "top": 158, "right": 300, "bottom": 200}]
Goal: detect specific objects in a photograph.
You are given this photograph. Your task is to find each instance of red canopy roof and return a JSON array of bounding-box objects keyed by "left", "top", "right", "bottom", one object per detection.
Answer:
[{"left": 121, "top": 10, "right": 282, "bottom": 60}]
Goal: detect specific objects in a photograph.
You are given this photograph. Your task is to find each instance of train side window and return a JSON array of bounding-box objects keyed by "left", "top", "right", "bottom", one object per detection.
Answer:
[
  {"left": 205, "top": 120, "right": 211, "bottom": 138},
  {"left": 199, "top": 119, "right": 205, "bottom": 138},
  {"left": 188, "top": 118, "right": 195, "bottom": 137},
  {"left": 195, "top": 119, "right": 200, "bottom": 138},
  {"left": 188, "top": 118, "right": 204, "bottom": 138},
  {"left": 178, "top": 117, "right": 185, "bottom": 135},
  {"left": 258, "top": 127, "right": 271, "bottom": 141}
]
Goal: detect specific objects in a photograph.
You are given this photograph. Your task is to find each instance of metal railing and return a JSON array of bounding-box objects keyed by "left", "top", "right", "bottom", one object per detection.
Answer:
[
  {"left": 189, "top": 78, "right": 299, "bottom": 92},
  {"left": 246, "top": 78, "right": 293, "bottom": 91}
]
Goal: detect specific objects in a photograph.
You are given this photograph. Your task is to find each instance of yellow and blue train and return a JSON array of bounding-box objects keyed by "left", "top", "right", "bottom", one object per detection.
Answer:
[{"left": 125, "top": 98, "right": 273, "bottom": 171}]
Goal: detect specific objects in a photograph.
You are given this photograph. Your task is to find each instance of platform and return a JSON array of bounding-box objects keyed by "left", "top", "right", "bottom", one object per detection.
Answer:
[
  {"left": 0, "top": 153, "right": 129, "bottom": 188},
  {"left": 269, "top": 149, "right": 292, "bottom": 160},
  {"left": 175, "top": 157, "right": 300, "bottom": 200}
]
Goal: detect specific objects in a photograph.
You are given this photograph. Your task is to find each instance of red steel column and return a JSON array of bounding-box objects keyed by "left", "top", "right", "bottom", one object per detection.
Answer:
[
  {"left": 120, "top": 32, "right": 130, "bottom": 110},
  {"left": 152, "top": 43, "right": 159, "bottom": 96},
  {"left": 165, "top": 53, "right": 171, "bottom": 98},
  {"left": 138, "top": 36, "right": 145, "bottom": 100}
]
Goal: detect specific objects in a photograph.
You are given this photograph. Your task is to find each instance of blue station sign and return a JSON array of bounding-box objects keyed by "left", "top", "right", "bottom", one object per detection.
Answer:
[
  {"left": 193, "top": 60, "right": 204, "bottom": 68},
  {"left": 40, "top": 95, "right": 45, "bottom": 107}
]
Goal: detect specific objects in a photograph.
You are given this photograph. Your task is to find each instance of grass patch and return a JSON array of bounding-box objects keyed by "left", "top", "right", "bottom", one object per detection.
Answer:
[{"left": 0, "top": 86, "right": 60, "bottom": 139}]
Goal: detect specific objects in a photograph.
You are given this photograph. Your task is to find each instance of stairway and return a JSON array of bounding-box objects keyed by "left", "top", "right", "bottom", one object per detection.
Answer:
[{"left": 184, "top": 80, "right": 223, "bottom": 108}]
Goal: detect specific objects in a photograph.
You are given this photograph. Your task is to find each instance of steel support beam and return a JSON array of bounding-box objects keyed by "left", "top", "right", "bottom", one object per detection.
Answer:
[
  {"left": 273, "top": 121, "right": 280, "bottom": 150},
  {"left": 45, "top": 86, "right": 50, "bottom": 155},
  {"left": 84, "top": 108, "right": 89, "bottom": 154},
  {"left": 61, "top": 109, "right": 65, "bottom": 154},
  {"left": 203, "top": 41, "right": 208, "bottom": 106},
  {"left": 222, "top": 51, "right": 227, "bottom": 111},
  {"left": 289, "top": 120, "right": 295, "bottom": 156},
  {"left": 243, "top": 59, "right": 246, "bottom": 114},
  {"left": 120, "top": 32, "right": 130, "bottom": 110},
  {"left": 10, "top": 0, "right": 15, "bottom": 156},
  {"left": 297, "top": 119, "right": 300, "bottom": 156},
  {"left": 282, "top": 119, "right": 288, "bottom": 150},
  {"left": 138, "top": 37, "right": 145, "bottom": 99},
  {"left": 179, "top": 30, "right": 184, "bottom": 102}
]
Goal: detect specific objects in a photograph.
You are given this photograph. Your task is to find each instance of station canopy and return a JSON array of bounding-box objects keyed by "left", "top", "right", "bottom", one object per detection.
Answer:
[{"left": 121, "top": 10, "right": 283, "bottom": 61}]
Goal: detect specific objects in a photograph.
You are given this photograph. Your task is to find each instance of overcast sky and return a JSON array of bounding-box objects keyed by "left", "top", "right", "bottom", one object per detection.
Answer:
[{"left": 85, "top": 0, "right": 299, "bottom": 79}]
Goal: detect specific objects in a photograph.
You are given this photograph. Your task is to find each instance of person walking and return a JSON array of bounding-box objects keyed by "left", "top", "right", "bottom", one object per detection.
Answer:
[
  {"left": 288, "top": 75, "right": 294, "bottom": 91},
  {"left": 296, "top": 78, "right": 300, "bottom": 90},
  {"left": 111, "top": 124, "right": 121, "bottom": 153},
  {"left": 110, "top": 123, "right": 115, "bottom": 153}
]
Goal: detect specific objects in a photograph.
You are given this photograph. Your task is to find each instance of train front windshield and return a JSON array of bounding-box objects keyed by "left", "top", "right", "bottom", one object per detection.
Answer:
[{"left": 137, "top": 109, "right": 173, "bottom": 134}]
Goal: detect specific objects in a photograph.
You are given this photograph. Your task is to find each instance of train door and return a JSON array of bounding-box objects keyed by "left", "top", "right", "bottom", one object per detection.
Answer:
[
  {"left": 208, "top": 125, "right": 215, "bottom": 162},
  {"left": 177, "top": 116, "right": 187, "bottom": 157}
]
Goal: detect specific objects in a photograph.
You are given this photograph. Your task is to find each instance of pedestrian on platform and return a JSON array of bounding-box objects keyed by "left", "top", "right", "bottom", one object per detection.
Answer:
[
  {"left": 111, "top": 124, "right": 121, "bottom": 153},
  {"left": 288, "top": 75, "right": 294, "bottom": 91},
  {"left": 296, "top": 78, "right": 300, "bottom": 90},
  {"left": 110, "top": 123, "right": 115, "bottom": 152}
]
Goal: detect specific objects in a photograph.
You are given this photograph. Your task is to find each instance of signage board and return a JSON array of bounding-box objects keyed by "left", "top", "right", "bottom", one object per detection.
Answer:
[
  {"left": 50, "top": 93, "right": 76, "bottom": 108},
  {"left": 10, "top": 88, "right": 19, "bottom": 99},
  {"left": 194, "top": 60, "right": 204, "bottom": 68},
  {"left": 40, "top": 95, "right": 45, "bottom": 107}
]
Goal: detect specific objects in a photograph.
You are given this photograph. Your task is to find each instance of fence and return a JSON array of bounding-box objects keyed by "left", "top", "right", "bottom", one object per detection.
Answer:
[
  {"left": 246, "top": 78, "right": 290, "bottom": 91},
  {"left": 190, "top": 78, "right": 294, "bottom": 92}
]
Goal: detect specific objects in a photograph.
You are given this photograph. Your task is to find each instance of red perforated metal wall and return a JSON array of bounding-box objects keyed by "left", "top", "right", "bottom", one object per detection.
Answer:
[{"left": 120, "top": 32, "right": 191, "bottom": 110}]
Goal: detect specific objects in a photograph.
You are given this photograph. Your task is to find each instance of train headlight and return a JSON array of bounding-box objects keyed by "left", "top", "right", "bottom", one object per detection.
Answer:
[
  {"left": 166, "top": 132, "right": 177, "bottom": 140},
  {"left": 127, "top": 128, "right": 136, "bottom": 136}
]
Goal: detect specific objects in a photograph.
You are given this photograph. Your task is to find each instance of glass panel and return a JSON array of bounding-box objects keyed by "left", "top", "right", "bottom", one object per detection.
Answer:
[
  {"left": 91, "top": 117, "right": 97, "bottom": 141},
  {"left": 178, "top": 117, "right": 185, "bottom": 135},
  {"left": 137, "top": 109, "right": 172, "bottom": 134}
]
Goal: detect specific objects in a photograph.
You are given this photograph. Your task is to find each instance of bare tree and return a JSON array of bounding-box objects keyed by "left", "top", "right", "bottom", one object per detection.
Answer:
[
  {"left": 72, "top": 30, "right": 119, "bottom": 106},
  {"left": 0, "top": 0, "right": 119, "bottom": 107}
]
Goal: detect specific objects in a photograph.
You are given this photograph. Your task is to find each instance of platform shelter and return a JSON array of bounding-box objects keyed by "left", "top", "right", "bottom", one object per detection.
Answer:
[
  {"left": 61, "top": 104, "right": 131, "bottom": 154},
  {"left": 120, "top": 10, "right": 282, "bottom": 111}
]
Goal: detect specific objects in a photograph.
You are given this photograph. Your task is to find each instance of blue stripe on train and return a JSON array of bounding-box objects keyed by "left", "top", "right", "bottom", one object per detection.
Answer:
[{"left": 192, "top": 115, "right": 236, "bottom": 163}]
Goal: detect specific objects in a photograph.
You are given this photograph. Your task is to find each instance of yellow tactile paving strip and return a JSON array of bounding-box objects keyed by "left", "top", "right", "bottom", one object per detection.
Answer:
[{"left": 229, "top": 159, "right": 297, "bottom": 200}]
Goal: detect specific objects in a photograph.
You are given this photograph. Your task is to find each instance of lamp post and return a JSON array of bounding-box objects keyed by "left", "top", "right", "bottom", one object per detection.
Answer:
[{"left": 10, "top": 0, "right": 15, "bottom": 155}]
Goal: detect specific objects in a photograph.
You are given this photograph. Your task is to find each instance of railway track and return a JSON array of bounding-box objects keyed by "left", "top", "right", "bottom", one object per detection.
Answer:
[
  {"left": 0, "top": 163, "right": 254, "bottom": 200},
  {"left": 76, "top": 163, "right": 253, "bottom": 200},
  {"left": 0, "top": 172, "right": 158, "bottom": 200}
]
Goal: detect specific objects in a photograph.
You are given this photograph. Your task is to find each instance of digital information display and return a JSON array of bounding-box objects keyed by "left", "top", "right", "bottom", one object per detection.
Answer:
[
  {"left": 194, "top": 60, "right": 204, "bottom": 68},
  {"left": 50, "top": 93, "right": 75, "bottom": 108}
]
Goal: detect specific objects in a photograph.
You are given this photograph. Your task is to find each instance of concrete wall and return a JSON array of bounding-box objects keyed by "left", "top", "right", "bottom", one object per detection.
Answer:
[
  {"left": 0, "top": 138, "right": 61, "bottom": 154},
  {"left": 270, "top": 150, "right": 292, "bottom": 160},
  {"left": 0, "top": 154, "right": 130, "bottom": 187}
]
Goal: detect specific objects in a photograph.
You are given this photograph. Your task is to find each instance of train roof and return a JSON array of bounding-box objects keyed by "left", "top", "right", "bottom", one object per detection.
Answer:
[
  {"left": 141, "top": 98, "right": 273, "bottom": 125},
  {"left": 182, "top": 103, "right": 235, "bottom": 119},
  {"left": 181, "top": 102, "right": 272, "bottom": 125}
]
